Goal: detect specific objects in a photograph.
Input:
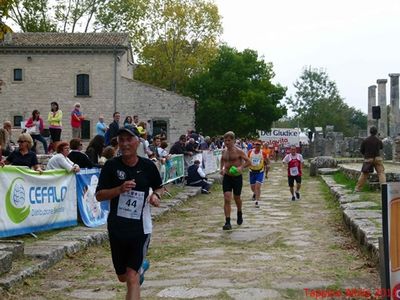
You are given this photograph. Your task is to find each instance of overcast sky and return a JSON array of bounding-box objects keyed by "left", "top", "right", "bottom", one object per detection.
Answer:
[{"left": 214, "top": 0, "right": 400, "bottom": 114}]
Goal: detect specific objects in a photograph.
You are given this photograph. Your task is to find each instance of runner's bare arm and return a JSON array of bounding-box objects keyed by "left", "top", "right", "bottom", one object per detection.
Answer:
[
  {"left": 238, "top": 150, "right": 251, "bottom": 172},
  {"left": 219, "top": 151, "right": 226, "bottom": 175}
]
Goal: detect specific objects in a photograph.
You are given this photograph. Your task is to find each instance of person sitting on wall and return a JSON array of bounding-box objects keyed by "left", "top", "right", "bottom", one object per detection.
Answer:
[
  {"left": 186, "top": 160, "right": 211, "bottom": 194},
  {"left": 85, "top": 135, "right": 105, "bottom": 168},
  {"left": 68, "top": 138, "right": 94, "bottom": 169},
  {"left": 46, "top": 141, "right": 80, "bottom": 173},
  {"left": 0, "top": 133, "right": 42, "bottom": 172}
]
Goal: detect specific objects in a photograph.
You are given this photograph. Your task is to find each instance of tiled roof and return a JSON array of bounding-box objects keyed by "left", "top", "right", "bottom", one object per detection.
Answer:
[{"left": 0, "top": 32, "right": 130, "bottom": 48}]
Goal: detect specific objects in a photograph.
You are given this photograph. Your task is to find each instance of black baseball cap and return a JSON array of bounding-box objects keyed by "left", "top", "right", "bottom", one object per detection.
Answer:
[{"left": 117, "top": 126, "right": 140, "bottom": 137}]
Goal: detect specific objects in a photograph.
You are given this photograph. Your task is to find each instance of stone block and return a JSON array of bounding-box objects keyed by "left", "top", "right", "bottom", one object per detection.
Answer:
[
  {"left": 0, "top": 251, "right": 13, "bottom": 276},
  {"left": 0, "top": 240, "right": 24, "bottom": 259}
]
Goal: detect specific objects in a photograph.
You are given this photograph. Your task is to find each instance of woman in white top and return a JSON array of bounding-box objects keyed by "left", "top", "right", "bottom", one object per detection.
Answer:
[{"left": 46, "top": 141, "right": 80, "bottom": 173}]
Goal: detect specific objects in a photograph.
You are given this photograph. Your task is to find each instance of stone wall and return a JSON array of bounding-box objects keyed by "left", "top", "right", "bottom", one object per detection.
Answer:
[
  {"left": 0, "top": 51, "right": 195, "bottom": 143},
  {"left": 118, "top": 78, "right": 195, "bottom": 143}
]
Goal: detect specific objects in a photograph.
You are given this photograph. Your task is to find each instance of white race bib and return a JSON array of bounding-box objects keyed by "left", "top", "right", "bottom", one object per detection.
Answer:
[
  {"left": 289, "top": 166, "right": 299, "bottom": 176},
  {"left": 251, "top": 157, "right": 261, "bottom": 165},
  {"left": 117, "top": 190, "right": 145, "bottom": 220}
]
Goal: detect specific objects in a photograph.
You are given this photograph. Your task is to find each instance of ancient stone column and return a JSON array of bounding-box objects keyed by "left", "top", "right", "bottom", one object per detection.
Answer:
[
  {"left": 377, "top": 79, "right": 388, "bottom": 138},
  {"left": 389, "top": 73, "right": 400, "bottom": 137},
  {"left": 368, "top": 85, "right": 377, "bottom": 133}
]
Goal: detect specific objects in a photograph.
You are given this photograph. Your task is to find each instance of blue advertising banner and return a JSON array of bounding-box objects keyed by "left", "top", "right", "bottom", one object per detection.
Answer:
[{"left": 76, "top": 168, "right": 109, "bottom": 227}]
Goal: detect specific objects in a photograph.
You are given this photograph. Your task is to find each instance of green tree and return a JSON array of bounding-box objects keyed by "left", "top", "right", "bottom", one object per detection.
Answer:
[
  {"left": 287, "top": 66, "right": 366, "bottom": 136},
  {"left": 186, "top": 45, "right": 287, "bottom": 137},
  {"left": 7, "top": 0, "right": 56, "bottom": 32},
  {"left": 132, "top": 0, "right": 222, "bottom": 92},
  {"left": 0, "top": 0, "right": 14, "bottom": 40}
]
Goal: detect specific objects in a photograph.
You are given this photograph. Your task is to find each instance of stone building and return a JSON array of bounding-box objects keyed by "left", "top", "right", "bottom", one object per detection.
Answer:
[{"left": 0, "top": 32, "right": 195, "bottom": 143}]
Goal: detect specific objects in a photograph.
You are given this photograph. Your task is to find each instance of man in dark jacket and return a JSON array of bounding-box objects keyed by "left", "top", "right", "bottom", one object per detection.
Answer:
[
  {"left": 107, "top": 112, "right": 121, "bottom": 144},
  {"left": 187, "top": 160, "right": 211, "bottom": 193},
  {"left": 169, "top": 135, "right": 193, "bottom": 156},
  {"left": 355, "top": 126, "right": 386, "bottom": 192}
]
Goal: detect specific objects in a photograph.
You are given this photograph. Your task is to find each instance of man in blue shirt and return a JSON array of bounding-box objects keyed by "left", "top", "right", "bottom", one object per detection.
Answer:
[{"left": 96, "top": 115, "right": 108, "bottom": 137}]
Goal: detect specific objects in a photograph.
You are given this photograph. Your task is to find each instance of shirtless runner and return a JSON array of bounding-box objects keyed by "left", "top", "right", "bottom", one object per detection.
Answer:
[{"left": 220, "top": 131, "right": 251, "bottom": 230}]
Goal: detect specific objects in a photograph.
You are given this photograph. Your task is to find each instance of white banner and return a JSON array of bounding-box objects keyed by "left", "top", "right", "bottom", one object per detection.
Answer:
[
  {"left": 0, "top": 166, "right": 77, "bottom": 238},
  {"left": 388, "top": 182, "right": 400, "bottom": 299},
  {"left": 258, "top": 128, "right": 300, "bottom": 147}
]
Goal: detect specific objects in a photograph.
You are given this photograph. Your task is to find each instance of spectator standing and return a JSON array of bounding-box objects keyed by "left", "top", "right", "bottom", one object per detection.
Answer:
[
  {"left": 108, "top": 112, "right": 121, "bottom": 143},
  {"left": 48, "top": 101, "right": 62, "bottom": 142},
  {"left": 355, "top": 126, "right": 386, "bottom": 192},
  {"left": 186, "top": 138, "right": 200, "bottom": 154},
  {"left": 124, "top": 116, "right": 133, "bottom": 128},
  {"left": 95, "top": 126, "right": 163, "bottom": 299},
  {"left": 46, "top": 141, "right": 80, "bottom": 173},
  {"left": 148, "top": 135, "right": 161, "bottom": 161},
  {"left": 0, "top": 133, "right": 42, "bottom": 172},
  {"left": 169, "top": 135, "right": 193, "bottom": 156},
  {"left": 0, "top": 128, "right": 12, "bottom": 156},
  {"left": 25, "top": 110, "right": 48, "bottom": 154},
  {"left": 133, "top": 115, "right": 139, "bottom": 127},
  {"left": 96, "top": 115, "right": 108, "bottom": 137},
  {"left": 68, "top": 138, "right": 93, "bottom": 168},
  {"left": 2, "top": 121, "right": 16, "bottom": 154},
  {"left": 70, "top": 103, "right": 84, "bottom": 139}
]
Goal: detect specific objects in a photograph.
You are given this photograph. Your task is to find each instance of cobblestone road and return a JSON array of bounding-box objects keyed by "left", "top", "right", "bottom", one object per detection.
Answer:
[{"left": 2, "top": 163, "right": 380, "bottom": 300}]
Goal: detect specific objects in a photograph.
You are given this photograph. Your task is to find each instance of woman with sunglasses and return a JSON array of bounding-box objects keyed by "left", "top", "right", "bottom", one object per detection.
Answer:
[
  {"left": 0, "top": 133, "right": 42, "bottom": 172},
  {"left": 25, "top": 109, "right": 48, "bottom": 154}
]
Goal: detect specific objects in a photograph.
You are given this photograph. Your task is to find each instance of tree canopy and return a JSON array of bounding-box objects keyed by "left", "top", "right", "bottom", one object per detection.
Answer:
[
  {"left": 185, "top": 45, "right": 287, "bottom": 137},
  {"left": 286, "top": 66, "right": 366, "bottom": 136},
  {"left": 0, "top": 0, "right": 14, "bottom": 40},
  {"left": 130, "top": 0, "right": 222, "bottom": 92}
]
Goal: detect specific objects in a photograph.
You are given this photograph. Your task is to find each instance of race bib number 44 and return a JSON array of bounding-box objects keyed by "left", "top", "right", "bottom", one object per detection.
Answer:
[{"left": 117, "top": 190, "right": 145, "bottom": 220}]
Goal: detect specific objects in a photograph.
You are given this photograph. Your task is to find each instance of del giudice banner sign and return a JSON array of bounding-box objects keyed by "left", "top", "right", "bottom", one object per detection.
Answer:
[
  {"left": 258, "top": 128, "right": 300, "bottom": 146},
  {"left": 0, "top": 166, "right": 77, "bottom": 238}
]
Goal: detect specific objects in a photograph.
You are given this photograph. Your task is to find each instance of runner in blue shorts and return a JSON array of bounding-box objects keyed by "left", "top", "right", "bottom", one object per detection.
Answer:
[{"left": 248, "top": 140, "right": 268, "bottom": 207}]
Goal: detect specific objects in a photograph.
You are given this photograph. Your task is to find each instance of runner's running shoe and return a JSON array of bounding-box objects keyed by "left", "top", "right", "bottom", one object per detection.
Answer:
[
  {"left": 139, "top": 259, "right": 150, "bottom": 285},
  {"left": 222, "top": 223, "right": 232, "bottom": 230},
  {"left": 291, "top": 196, "right": 296, "bottom": 201},
  {"left": 295, "top": 192, "right": 300, "bottom": 200}
]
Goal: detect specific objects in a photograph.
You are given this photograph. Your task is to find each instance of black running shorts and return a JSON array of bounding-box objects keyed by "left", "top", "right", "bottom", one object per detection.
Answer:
[
  {"left": 288, "top": 176, "right": 302, "bottom": 187},
  {"left": 108, "top": 233, "right": 150, "bottom": 275},
  {"left": 222, "top": 174, "right": 243, "bottom": 196}
]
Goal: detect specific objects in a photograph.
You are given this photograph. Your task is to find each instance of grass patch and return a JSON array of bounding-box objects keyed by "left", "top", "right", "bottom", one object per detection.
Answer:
[{"left": 332, "top": 171, "right": 375, "bottom": 192}]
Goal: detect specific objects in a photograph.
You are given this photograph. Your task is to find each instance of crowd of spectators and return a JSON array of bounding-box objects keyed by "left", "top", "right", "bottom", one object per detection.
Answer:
[{"left": 0, "top": 103, "right": 230, "bottom": 175}]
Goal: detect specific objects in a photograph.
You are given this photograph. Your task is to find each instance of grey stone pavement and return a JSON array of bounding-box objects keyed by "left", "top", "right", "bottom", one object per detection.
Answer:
[{"left": 0, "top": 163, "right": 381, "bottom": 299}]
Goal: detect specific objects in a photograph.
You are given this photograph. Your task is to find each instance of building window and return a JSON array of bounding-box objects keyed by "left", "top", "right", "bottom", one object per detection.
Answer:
[
  {"left": 13, "top": 115, "right": 23, "bottom": 127},
  {"left": 76, "top": 74, "right": 90, "bottom": 96},
  {"left": 152, "top": 120, "right": 168, "bottom": 138},
  {"left": 13, "top": 68, "right": 23, "bottom": 81}
]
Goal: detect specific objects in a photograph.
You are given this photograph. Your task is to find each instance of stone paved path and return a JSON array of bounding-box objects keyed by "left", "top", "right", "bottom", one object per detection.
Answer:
[
  {"left": 2, "top": 163, "right": 380, "bottom": 300},
  {"left": 143, "top": 164, "right": 380, "bottom": 299}
]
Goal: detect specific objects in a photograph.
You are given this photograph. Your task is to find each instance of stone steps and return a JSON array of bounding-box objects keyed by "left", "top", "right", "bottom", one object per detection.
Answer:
[{"left": 0, "top": 241, "right": 24, "bottom": 276}]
